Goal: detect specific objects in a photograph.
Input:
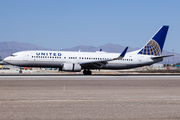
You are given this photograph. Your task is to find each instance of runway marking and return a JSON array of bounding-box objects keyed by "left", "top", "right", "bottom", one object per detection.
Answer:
[
  {"left": 1, "top": 98, "right": 180, "bottom": 103},
  {"left": 1, "top": 75, "right": 180, "bottom": 81}
]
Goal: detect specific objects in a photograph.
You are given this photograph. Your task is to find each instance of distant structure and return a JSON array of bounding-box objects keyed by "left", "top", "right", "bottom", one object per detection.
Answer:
[{"left": 0, "top": 56, "right": 2, "bottom": 63}]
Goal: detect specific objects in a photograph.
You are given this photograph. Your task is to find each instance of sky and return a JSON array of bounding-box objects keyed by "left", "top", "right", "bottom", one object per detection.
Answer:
[{"left": 1, "top": 0, "right": 180, "bottom": 53}]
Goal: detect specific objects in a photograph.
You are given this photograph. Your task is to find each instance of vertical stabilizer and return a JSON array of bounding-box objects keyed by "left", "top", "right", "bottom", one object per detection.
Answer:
[{"left": 138, "top": 26, "right": 169, "bottom": 56}]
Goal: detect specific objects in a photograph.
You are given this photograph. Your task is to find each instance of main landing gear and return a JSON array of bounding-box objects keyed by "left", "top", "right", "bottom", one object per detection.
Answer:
[
  {"left": 83, "top": 69, "right": 92, "bottom": 75},
  {"left": 19, "top": 68, "right": 22, "bottom": 73}
]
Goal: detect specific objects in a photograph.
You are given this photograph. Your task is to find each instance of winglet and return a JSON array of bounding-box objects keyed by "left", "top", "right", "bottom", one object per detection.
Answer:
[{"left": 114, "top": 47, "right": 128, "bottom": 60}]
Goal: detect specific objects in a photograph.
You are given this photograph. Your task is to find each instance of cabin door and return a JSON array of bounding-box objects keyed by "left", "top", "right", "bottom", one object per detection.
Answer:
[
  {"left": 23, "top": 53, "right": 28, "bottom": 61},
  {"left": 138, "top": 56, "right": 143, "bottom": 64}
]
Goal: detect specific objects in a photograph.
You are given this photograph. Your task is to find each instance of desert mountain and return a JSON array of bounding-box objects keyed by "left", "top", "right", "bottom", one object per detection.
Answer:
[{"left": 0, "top": 41, "right": 48, "bottom": 59}]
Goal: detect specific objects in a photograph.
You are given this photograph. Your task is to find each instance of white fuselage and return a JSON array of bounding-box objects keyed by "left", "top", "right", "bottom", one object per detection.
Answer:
[{"left": 4, "top": 50, "right": 162, "bottom": 70}]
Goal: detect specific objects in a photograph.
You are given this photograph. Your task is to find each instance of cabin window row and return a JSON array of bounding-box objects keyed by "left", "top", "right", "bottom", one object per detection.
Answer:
[
  {"left": 32, "top": 56, "right": 133, "bottom": 61},
  {"left": 79, "top": 57, "right": 110, "bottom": 60},
  {"left": 121, "top": 59, "right": 133, "bottom": 61},
  {"left": 70, "top": 57, "right": 133, "bottom": 61}
]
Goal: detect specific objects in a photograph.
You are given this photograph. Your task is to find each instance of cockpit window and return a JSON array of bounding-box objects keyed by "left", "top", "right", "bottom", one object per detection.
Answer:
[{"left": 10, "top": 54, "right": 17, "bottom": 57}]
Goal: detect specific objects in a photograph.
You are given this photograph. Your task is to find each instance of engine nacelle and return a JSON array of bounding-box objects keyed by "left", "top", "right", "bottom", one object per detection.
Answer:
[{"left": 62, "top": 63, "right": 81, "bottom": 72}]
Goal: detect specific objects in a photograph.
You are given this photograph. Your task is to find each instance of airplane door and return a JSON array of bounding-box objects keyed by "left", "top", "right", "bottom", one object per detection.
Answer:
[
  {"left": 23, "top": 53, "right": 28, "bottom": 61},
  {"left": 138, "top": 56, "right": 143, "bottom": 64}
]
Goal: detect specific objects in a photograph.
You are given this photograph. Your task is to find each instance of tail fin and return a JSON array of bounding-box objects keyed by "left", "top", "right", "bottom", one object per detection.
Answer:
[{"left": 138, "top": 26, "right": 169, "bottom": 56}]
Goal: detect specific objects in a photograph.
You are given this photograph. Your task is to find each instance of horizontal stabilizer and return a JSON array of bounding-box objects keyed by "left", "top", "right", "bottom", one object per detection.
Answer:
[{"left": 151, "top": 55, "right": 174, "bottom": 59}]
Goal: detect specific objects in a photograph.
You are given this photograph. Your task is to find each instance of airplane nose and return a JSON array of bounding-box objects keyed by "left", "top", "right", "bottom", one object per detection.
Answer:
[{"left": 4, "top": 57, "right": 11, "bottom": 63}]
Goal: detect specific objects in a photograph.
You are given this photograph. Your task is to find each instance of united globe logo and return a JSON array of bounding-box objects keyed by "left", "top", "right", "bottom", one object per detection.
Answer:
[{"left": 138, "top": 39, "right": 161, "bottom": 56}]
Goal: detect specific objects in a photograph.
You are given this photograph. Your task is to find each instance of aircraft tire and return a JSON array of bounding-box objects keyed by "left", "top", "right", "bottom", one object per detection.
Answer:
[{"left": 83, "top": 70, "right": 92, "bottom": 75}]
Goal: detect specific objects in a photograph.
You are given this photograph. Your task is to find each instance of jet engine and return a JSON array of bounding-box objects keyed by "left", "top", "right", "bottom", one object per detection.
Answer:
[{"left": 62, "top": 63, "right": 81, "bottom": 72}]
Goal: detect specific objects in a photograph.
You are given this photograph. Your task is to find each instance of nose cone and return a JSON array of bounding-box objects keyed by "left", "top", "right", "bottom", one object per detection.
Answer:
[{"left": 3, "top": 57, "right": 11, "bottom": 63}]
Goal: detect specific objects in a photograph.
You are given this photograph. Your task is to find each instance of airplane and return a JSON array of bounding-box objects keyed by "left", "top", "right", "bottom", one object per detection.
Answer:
[{"left": 3, "top": 25, "right": 173, "bottom": 75}]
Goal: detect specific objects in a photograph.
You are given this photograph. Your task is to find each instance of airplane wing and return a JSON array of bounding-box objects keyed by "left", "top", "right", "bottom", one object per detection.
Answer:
[
  {"left": 79, "top": 47, "right": 128, "bottom": 68},
  {"left": 151, "top": 55, "right": 174, "bottom": 60}
]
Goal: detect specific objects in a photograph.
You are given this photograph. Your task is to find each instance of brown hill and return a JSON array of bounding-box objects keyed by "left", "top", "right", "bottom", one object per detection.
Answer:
[{"left": 0, "top": 41, "right": 48, "bottom": 59}]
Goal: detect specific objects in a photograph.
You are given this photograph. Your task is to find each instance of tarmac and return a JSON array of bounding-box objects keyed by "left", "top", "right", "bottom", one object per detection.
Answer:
[{"left": 0, "top": 75, "right": 180, "bottom": 120}]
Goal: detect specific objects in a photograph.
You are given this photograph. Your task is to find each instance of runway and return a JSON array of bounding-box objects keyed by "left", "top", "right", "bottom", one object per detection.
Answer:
[{"left": 0, "top": 76, "right": 180, "bottom": 120}]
